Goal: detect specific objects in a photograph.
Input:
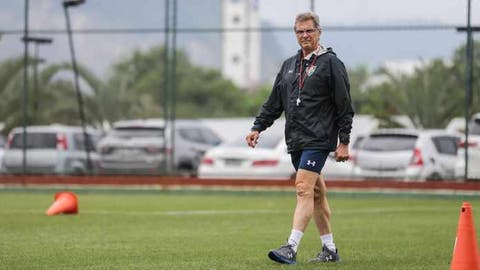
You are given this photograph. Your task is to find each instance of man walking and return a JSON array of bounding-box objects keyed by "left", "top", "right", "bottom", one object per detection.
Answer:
[{"left": 246, "top": 11, "right": 354, "bottom": 264}]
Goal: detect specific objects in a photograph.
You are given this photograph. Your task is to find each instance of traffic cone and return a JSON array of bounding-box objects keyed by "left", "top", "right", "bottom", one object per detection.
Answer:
[
  {"left": 45, "top": 191, "right": 78, "bottom": 216},
  {"left": 451, "top": 202, "right": 480, "bottom": 270}
]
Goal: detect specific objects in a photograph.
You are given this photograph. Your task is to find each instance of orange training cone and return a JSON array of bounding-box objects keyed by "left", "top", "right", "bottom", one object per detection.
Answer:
[
  {"left": 45, "top": 191, "right": 78, "bottom": 216},
  {"left": 451, "top": 202, "right": 480, "bottom": 270}
]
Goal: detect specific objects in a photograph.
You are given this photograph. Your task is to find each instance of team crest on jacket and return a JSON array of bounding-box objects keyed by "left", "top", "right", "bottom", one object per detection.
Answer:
[{"left": 306, "top": 65, "right": 316, "bottom": 76}]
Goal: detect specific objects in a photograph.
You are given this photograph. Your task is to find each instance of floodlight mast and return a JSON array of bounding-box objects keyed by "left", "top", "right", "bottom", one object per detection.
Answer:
[{"left": 62, "top": 0, "right": 93, "bottom": 174}]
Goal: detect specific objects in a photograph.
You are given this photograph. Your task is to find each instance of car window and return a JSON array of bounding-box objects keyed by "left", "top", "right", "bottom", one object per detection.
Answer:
[
  {"left": 10, "top": 133, "right": 57, "bottom": 149},
  {"left": 73, "top": 133, "right": 97, "bottom": 151},
  {"left": 0, "top": 136, "right": 5, "bottom": 147},
  {"left": 200, "top": 128, "right": 222, "bottom": 145},
  {"left": 110, "top": 127, "right": 164, "bottom": 138},
  {"left": 226, "top": 132, "right": 282, "bottom": 149},
  {"left": 361, "top": 134, "right": 417, "bottom": 151},
  {"left": 179, "top": 128, "right": 205, "bottom": 144},
  {"left": 351, "top": 136, "right": 365, "bottom": 150},
  {"left": 432, "top": 136, "right": 458, "bottom": 155},
  {"left": 469, "top": 118, "right": 480, "bottom": 135},
  {"left": 178, "top": 127, "right": 222, "bottom": 145}
]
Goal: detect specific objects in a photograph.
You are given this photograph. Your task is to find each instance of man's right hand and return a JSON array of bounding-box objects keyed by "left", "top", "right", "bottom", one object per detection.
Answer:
[{"left": 246, "top": 130, "right": 260, "bottom": 148}]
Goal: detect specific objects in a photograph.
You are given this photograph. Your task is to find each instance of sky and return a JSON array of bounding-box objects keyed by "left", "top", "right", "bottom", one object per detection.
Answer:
[{"left": 0, "top": 0, "right": 479, "bottom": 82}]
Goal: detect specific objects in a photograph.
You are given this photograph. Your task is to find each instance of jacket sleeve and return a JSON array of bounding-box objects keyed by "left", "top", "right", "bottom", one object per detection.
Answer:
[
  {"left": 330, "top": 57, "right": 354, "bottom": 144},
  {"left": 251, "top": 68, "right": 285, "bottom": 132}
]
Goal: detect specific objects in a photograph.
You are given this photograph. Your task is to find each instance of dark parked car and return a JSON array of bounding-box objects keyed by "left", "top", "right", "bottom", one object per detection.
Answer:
[{"left": 97, "top": 119, "right": 222, "bottom": 175}]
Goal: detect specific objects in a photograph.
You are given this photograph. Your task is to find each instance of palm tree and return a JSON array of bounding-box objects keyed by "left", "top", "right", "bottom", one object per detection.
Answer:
[
  {"left": 375, "top": 60, "right": 463, "bottom": 128},
  {"left": 0, "top": 57, "right": 104, "bottom": 133}
]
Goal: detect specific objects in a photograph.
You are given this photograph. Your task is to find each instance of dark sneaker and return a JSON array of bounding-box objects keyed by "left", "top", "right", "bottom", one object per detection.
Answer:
[
  {"left": 308, "top": 245, "right": 340, "bottom": 263},
  {"left": 268, "top": 244, "right": 297, "bottom": 264}
]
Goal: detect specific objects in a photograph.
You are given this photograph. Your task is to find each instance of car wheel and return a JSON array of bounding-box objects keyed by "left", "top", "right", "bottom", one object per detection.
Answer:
[
  {"left": 426, "top": 172, "right": 442, "bottom": 181},
  {"left": 73, "top": 167, "right": 85, "bottom": 175},
  {"left": 177, "top": 162, "right": 195, "bottom": 177}
]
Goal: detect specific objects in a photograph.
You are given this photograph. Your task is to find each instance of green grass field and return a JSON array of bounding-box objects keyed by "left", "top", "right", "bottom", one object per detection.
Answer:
[{"left": 1, "top": 189, "right": 479, "bottom": 269}]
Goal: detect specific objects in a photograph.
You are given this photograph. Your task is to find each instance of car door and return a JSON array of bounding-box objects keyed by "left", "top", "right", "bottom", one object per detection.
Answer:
[{"left": 431, "top": 135, "right": 459, "bottom": 179}]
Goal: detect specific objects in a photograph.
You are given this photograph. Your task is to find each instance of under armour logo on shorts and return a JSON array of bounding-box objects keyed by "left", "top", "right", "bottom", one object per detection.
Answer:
[{"left": 306, "top": 160, "right": 316, "bottom": 166}]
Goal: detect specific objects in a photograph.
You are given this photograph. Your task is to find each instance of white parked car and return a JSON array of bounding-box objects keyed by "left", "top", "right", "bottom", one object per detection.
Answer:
[
  {"left": 198, "top": 130, "right": 294, "bottom": 180},
  {"left": 198, "top": 128, "right": 355, "bottom": 180},
  {"left": 353, "top": 129, "right": 460, "bottom": 181},
  {"left": 0, "top": 135, "right": 5, "bottom": 173},
  {"left": 2, "top": 125, "right": 101, "bottom": 175},
  {"left": 97, "top": 119, "right": 222, "bottom": 175},
  {"left": 454, "top": 113, "right": 480, "bottom": 180}
]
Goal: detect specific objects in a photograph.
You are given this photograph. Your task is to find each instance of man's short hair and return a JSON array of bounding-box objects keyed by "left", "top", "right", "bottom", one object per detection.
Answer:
[{"left": 294, "top": 12, "right": 321, "bottom": 31}]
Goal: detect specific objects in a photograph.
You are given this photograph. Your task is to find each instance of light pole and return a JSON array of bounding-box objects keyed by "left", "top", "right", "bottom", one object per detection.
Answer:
[
  {"left": 21, "top": 36, "right": 53, "bottom": 123},
  {"left": 62, "top": 0, "right": 93, "bottom": 174},
  {"left": 22, "top": 0, "right": 29, "bottom": 174},
  {"left": 163, "top": 0, "right": 170, "bottom": 173},
  {"left": 163, "top": 0, "right": 178, "bottom": 174},
  {"left": 456, "top": 0, "right": 479, "bottom": 181}
]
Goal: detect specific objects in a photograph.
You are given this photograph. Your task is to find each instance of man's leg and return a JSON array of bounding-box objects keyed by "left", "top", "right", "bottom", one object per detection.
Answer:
[
  {"left": 268, "top": 150, "right": 328, "bottom": 264},
  {"left": 309, "top": 174, "right": 340, "bottom": 262},
  {"left": 313, "top": 174, "right": 331, "bottom": 236},
  {"left": 267, "top": 169, "right": 318, "bottom": 264},
  {"left": 292, "top": 169, "right": 319, "bottom": 232}
]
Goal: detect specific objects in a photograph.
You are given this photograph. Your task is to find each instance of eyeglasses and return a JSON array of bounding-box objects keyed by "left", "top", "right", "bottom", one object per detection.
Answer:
[{"left": 295, "top": 29, "right": 318, "bottom": 36}]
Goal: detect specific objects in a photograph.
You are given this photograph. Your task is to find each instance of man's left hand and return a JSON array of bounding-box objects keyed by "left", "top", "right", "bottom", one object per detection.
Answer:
[{"left": 335, "top": 143, "right": 349, "bottom": 162}]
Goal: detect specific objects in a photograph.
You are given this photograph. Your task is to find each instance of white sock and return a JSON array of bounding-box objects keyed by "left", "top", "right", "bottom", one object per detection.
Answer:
[
  {"left": 287, "top": 229, "right": 304, "bottom": 252},
  {"left": 320, "top": 233, "right": 336, "bottom": 251}
]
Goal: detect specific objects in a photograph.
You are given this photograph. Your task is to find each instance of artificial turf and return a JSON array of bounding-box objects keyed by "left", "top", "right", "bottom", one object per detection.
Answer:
[{"left": 0, "top": 189, "right": 479, "bottom": 269}]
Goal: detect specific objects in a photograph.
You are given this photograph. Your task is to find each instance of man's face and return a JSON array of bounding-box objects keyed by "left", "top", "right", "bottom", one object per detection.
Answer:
[{"left": 294, "top": 19, "right": 320, "bottom": 54}]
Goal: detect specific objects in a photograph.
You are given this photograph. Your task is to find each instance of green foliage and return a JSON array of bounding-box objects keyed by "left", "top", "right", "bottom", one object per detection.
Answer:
[
  {"left": 1, "top": 41, "right": 478, "bottom": 132},
  {"left": 243, "top": 84, "right": 273, "bottom": 117},
  {"left": 101, "top": 46, "right": 247, "bottom": 121},
  {"left": 353, "top": 40, "right": 480, "bottom": 128},
  {"left": 347, "top": 64, "right": 370, "bottom": 113},
  {"left": 0, "top": 57, "right": 103, "bottom": 134}
]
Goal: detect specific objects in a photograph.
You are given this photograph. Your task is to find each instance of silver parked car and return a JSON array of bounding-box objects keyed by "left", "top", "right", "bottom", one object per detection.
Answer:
[
  {"left": 97, "top": 119, "right": 222, "bottom": 175},
  {"left": 353, "top": 129, "right": 460, "bottom": 181},
  {"left": 1, "top": 125, "right": 101, "bottom": 175}
]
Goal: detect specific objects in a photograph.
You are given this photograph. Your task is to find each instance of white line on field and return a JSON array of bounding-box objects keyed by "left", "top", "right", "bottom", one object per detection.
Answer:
[{"left": 0, "top": 207, "right": 444, "bottom": 216}]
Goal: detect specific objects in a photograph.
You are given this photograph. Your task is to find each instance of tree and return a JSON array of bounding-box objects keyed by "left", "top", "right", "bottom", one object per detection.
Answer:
[
  {"left": 0, "top": 57, "right": 103, "bottom": 133},
  {"left": 358, "top": 41, "right": 480, "bottom": 128},
  {"left": 102, "top": 46, "right": 247, "bottom": 122},
  {"left": 347, "top": 65, "right": 371, "bottom": 113},
  {"left": 452, "top": 40, "right": 480, "bottom": 115}
]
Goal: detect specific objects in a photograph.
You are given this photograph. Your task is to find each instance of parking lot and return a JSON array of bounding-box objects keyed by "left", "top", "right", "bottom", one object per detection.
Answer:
[{"left": 1, "top": 114, "right": 479, "bottom": 181}]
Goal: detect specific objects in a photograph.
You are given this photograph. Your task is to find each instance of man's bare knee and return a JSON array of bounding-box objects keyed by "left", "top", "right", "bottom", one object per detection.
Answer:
[{"left": 296, "top": 181, "right": 314, "bottom": 198}]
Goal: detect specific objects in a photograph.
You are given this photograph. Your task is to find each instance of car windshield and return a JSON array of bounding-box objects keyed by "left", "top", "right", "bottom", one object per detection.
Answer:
[
  {"left": 226, "top": 132, "right": 283, "bottom": 149},
  {"left": 110, "top": 127, "right": 165, "bottom": 138},
  {"left": 362, "top": 134, "right": 417, "bottom": 151},
  {"left": 10, "top": 133, "right": 57, "bottom": 149}
]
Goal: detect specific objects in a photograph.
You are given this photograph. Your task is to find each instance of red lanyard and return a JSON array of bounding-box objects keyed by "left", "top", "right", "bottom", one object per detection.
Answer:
[{"left": 298, "top": 53, "right": 319, "bottom": 90}]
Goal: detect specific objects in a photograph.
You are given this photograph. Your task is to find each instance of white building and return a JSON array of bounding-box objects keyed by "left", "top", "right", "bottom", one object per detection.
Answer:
[{"left": 221, "top": 0, "right": 261, "bottom": 90}]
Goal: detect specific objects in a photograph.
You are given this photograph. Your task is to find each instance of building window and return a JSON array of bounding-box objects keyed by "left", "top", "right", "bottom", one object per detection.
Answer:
[
  {"left": 232, "top": 55, "right": 240, "bottom": 64},
  {"left": 233, "top": 15, "right": 241, "bottom": 24}
]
